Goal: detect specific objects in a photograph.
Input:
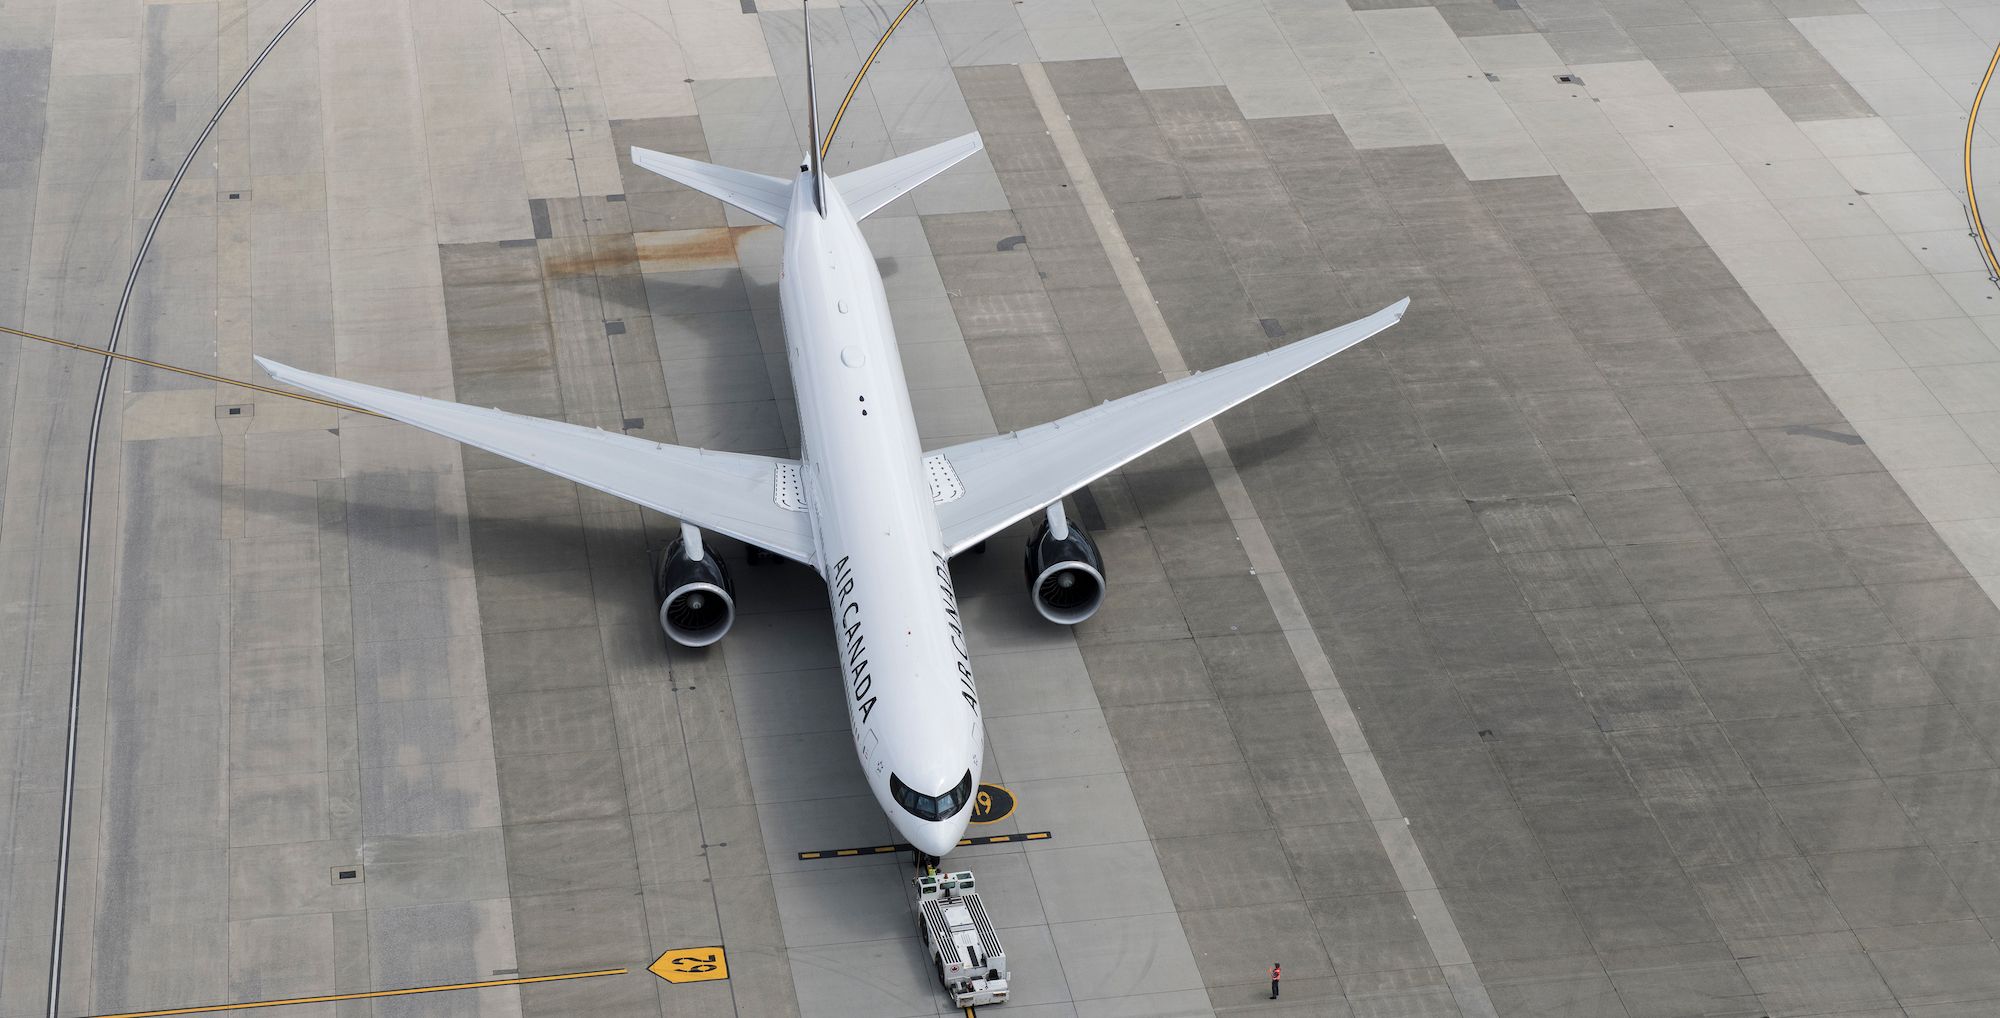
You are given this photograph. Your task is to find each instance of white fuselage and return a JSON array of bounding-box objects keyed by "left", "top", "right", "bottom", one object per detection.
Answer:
[{"left": 778, "top": 172, "right": 982, "bottom": 857}]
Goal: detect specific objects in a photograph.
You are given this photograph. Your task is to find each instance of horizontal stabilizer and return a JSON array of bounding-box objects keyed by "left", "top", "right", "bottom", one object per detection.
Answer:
[
  {"left": 630, "top": 148, "right": 793, "bottom": 227},
  {"left": 832, "top": 133, "right": 984, "bottom": 220},
  {"left": 255, "top": 357, "right": 818, "bottom": 566}
]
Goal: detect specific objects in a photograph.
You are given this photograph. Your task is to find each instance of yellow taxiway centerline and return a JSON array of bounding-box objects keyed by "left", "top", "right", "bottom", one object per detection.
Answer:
[
  {"left": 2, "top": 323, "right": 381, "bottom": 419},
  {"left": 821, "top": 0, "right": 925, "bottom": 159},
  {"left": 84, "top": 968, "right": 627, "bottom": 1017},
  {"left": 1966, "top": 42, "right": 2000, "bottom": 281}
]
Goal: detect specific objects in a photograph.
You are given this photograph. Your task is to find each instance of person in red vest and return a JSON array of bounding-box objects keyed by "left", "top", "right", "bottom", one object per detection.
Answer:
[{"left": 1270, "top": 961, "right": 1281, "bottom": 999}]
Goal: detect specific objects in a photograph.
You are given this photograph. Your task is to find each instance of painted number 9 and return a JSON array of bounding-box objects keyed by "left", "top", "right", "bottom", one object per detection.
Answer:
[{"left": 970, "top": 783, "right": 1015, "bottom": 824}]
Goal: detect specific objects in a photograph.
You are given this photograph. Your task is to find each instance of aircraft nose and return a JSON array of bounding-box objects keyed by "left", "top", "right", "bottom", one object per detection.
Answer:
[{"left": 907, "top": 821, "right": 964, "bottom": 858}]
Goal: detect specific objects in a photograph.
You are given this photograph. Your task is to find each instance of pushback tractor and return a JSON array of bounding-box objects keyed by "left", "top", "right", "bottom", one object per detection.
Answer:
[{"left": 915, "top": 870, "right": 1009, "bottom": 1007}]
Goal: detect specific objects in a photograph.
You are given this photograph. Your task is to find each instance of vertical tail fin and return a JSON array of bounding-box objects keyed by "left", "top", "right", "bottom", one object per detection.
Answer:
[{"left": 803, "top": 0, "right": 826, "bottom": 217}]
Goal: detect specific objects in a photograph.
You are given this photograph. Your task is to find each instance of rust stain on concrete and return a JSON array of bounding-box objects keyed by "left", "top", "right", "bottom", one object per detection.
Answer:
[{"left": 542, "top": 225, "right": 772, "bottom": 277}]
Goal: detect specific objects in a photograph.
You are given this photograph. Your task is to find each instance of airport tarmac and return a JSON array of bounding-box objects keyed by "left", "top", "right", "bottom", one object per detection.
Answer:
[{"left": 8, "top": 0, "right": 2000, "bottom": 1015}]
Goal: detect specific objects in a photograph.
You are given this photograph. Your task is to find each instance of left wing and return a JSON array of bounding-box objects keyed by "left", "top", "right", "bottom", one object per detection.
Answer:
[
  {"left": 930, "top": 299, "right": 1407, "bottom": 554},
  {"left": 255, "top": 358, "right": 818, "bottom": 566}
]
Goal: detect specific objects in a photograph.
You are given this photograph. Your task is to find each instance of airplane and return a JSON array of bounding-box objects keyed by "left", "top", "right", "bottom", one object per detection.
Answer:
[{"left": 256, "top": 9, "right": 1407, "bottom": 859}]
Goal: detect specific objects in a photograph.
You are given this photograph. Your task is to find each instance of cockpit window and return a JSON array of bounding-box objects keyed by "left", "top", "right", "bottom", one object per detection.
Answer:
[{"left": 890, "top": 770, "right": 974, "bottom": 822}]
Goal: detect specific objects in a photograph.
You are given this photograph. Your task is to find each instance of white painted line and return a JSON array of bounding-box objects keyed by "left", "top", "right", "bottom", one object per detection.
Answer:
[{"left": 1021, "top": 60, "right": 1499, "bottom": 1018}]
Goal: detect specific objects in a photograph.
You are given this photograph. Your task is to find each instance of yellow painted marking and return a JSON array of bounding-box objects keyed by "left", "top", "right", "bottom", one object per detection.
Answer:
[
  {"left": 650, "top": 947, "right": 729, "bottom": 984},
  {"left": 797, "top": 831, "right": 1052, "bottom": 859},
  {"left": 970, "top": 782, "right": 1016, "bottom": 824},
  {"left": 820, "top": 0, "right": 925, "bottom": 159},
  {"left": 2, "top": 323, "right": 383, "bottom": 418},
  {"left": 1968, "top": 41, "right": 2000, "bottom": 282},
  {"left": 85, "top": 969, "right": 625, "bottom": 1017}
]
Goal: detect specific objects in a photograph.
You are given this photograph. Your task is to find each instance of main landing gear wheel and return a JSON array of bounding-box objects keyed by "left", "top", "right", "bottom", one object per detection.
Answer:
[{"left": 745, "top": 544, "right": 773, "bottom": 565}]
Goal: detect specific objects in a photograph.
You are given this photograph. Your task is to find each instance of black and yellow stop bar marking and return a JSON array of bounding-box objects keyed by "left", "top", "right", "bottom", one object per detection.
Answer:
[
  {"left": 3, "top": 323, "right": 382, "bottom": 418},
  {"left": 801, "top": 842, "right": 904, "bottom": 860},
  {"left": 819, "top": 0, "right": 925, "bottom": 160},
  {"left": 84, "top": 967, "right": 625, "bottom": 1017},
  {"left": 798, "top": 831, "right": 1051, "bottom": 860}
]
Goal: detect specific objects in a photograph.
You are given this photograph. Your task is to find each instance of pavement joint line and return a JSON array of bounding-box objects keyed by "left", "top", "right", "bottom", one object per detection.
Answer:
[
  {"left": 80, "top": 968, "right": 628, "bottom": 1017},
  {"left": 1019, "top": 60, "right": 1499, "bottom": 1018}
]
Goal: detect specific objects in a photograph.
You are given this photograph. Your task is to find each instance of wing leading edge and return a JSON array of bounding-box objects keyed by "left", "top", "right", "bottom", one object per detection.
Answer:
[
  {"left": 931, "top": 299, "right": 1410, "bottom": 554},
  {"left": 255, "top": 358, "right": 818, "bottom": 566}
]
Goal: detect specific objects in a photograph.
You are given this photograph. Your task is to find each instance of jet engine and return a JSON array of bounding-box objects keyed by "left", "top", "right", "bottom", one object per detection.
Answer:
[
  {"left": 1023, "top": 503, "right": 1106, "bottom": 625},
  {"left": 656, "top": 525, "right": 736, "bottom": 647}
]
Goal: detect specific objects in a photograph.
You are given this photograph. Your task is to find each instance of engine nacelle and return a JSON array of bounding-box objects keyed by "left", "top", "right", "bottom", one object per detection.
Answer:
[
  {"left": 656, "top": 534, "right": 736, "bottom": 647},
  {"left": 1023, "top": 506, "right": 1106, "bottom": 625}
]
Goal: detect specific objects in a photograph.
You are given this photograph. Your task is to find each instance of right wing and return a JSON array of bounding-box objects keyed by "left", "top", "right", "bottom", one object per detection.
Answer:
[
  {"left": 931, "top": 300, "right": 1408, "bottom": 554},
  {"left": 256, "top": 358, "right": 818, "bottom": 567}
]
